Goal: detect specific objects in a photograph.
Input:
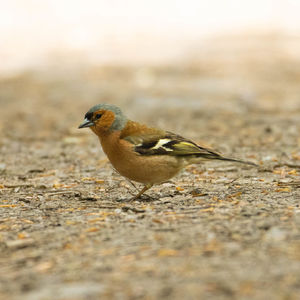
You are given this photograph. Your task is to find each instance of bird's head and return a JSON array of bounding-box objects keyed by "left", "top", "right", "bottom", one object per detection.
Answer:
[{"left": 78, "top": 104, "right": 127, "bottom": 134}]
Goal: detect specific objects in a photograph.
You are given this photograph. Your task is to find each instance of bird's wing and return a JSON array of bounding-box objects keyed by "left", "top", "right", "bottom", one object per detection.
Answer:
[
  {"left": 123, "top": 127, "right": 221, "bottom": 158},
  {"left": 121, "top": 124, "right": 257, "bottom": 166}
]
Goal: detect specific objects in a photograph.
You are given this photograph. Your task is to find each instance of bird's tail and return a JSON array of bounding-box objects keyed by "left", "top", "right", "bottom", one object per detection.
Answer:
[
  {"left": 215, "top": 156, "right": 258, "bottom": 167},
  {"left": 195, "top": 150, "right": 258, "bottom": 167}
]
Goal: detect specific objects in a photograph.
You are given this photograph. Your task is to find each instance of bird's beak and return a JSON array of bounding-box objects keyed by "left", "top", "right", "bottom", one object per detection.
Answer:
[{"left": 78, "top": 118, "right": 94, "bottom": 129}]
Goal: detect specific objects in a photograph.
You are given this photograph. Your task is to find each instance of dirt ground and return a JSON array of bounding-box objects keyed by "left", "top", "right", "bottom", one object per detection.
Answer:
[{"left": 0, "top": 45, "right": 300, "bottom": 299}]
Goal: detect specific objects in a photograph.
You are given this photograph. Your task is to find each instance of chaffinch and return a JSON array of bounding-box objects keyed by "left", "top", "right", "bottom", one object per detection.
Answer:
[{"left": 79, "top": 104, "right": 257, "bottom": 199}]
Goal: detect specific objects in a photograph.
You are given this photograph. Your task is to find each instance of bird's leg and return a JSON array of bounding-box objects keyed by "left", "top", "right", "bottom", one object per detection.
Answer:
[
  {"left": 111, "top": 166, "right": 138, "bottom": 194},
  {"left": 126, "top": 179, "right": 138, "bottom": 191},
  {"left": 123, "top": 179, "right": 144, "bottom": 197},
  {"left": 131, "top": 183, "right": 153, "bottom": 200}
]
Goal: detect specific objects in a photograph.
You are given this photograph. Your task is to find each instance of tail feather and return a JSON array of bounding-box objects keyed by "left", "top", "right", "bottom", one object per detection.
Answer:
[
  {"left": 216, "top": 156, "right": 258, "bottom": 167},
  {"left": 198, "top": 152, "right": 258, "bottom": 167}
]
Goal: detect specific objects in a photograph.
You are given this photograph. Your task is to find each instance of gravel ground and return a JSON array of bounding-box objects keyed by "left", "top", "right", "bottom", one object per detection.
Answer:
[{"left": 0, "top": 57, "right": 300, "bottom": 299}]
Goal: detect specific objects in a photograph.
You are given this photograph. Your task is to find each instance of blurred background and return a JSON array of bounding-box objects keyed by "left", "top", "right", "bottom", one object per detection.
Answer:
[
  {"left": 1, "top": 0, "right": 300, "bottom": 73},
  {"left": 0, "top": 0, "right": 300, "bottom": 147}
]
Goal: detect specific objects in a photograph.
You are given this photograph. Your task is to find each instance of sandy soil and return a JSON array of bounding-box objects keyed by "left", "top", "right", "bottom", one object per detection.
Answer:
[{"left": 0, "top": 56, "right": 300, "bottom": 299}]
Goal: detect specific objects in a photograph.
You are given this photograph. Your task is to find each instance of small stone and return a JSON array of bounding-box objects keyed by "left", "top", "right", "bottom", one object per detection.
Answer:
[
  {"left": 5, "top": 239, "right": 35, "bottom": 250},
  {"left": 265, "top": 227, "right": 287, "bottom": 242},
  {"left": 62, "top": 136, "right": 81, "bottom": 144},
  {"left": 125, "top": 214, "right": 137, "bottom": 221}
]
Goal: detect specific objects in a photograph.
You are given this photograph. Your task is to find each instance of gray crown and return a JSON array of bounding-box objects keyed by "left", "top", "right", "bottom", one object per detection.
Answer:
[{"left": 86, "top": 103, "right": 127, "bottom": 131}]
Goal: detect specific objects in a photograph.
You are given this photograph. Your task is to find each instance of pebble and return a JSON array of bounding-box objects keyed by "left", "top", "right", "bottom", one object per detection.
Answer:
[
  {"left": 5, "top": 239, "right": 35, "bottom": 250},
  {"left": 264, "top": 227, "right": 287, "bottom": 242}
]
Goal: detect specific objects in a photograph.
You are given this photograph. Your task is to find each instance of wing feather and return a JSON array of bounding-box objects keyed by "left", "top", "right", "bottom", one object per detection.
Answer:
[
  {"left": 121, "top": 126, "right": 257, "bottom": 166},
  {"left": 132, "top": 131, "right": 222, "bottom": 159}
]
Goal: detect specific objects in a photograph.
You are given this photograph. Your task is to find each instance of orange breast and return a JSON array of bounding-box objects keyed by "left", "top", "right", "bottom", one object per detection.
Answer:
[{"left": 98, "top": 131, "right": 183, "bottom": 184}]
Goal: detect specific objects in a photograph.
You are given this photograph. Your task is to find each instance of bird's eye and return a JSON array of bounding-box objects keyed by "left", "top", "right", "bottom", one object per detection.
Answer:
[
  {"left": 95, "top": 114, "right": 102, "bottom": 120},
  {"left": 85, "top": 112, "right": 93, "bottom": 120}
]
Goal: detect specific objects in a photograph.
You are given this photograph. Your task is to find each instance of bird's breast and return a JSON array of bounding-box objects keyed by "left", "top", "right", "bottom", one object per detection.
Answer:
[{"left": 98, "top": 133, "right": 184, "bottom": 184}]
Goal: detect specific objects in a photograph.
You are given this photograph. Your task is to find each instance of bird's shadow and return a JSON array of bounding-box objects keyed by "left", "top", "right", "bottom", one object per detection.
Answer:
[
  {"left": 116, "top": 188, "right": 189, "bottom": 203},
  {"left": 116, "top": 194, "right": 157, "bottom": 203}
]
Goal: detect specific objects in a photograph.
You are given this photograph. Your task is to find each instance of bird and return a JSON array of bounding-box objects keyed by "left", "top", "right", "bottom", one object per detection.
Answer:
[{"left": 79, "top": 103, "right": 257, "bottom": 200}]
